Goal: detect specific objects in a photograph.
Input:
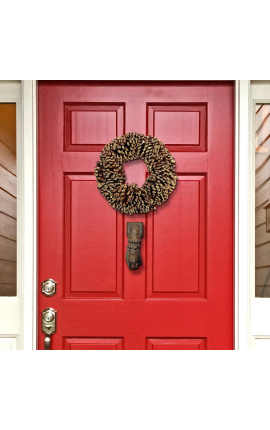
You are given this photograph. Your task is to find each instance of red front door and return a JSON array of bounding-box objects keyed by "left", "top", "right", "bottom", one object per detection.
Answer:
[{"left": 38, "top": 81, "right": 234, "bottom": 350}]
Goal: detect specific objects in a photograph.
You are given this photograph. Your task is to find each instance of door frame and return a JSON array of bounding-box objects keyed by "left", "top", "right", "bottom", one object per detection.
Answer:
[
  {"left": 234, "top": 80, "right": 252, "bottom": 349},
  {"left": 21, "top": 80, "right": 37, "bottom": 349},
  {"left": 21, "top": 80, "right": 251, "bottom": 350}
]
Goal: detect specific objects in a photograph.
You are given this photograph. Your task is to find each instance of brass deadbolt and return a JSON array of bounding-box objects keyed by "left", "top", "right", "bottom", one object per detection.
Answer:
[{"left": 42, "top": 279, "right": 57, "bottom": 297}]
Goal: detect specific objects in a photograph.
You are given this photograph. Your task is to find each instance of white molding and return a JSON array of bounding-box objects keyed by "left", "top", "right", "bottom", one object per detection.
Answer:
[
  {"left": 21, "top": 81, "right": 37, "bottom": 350},
  {"left": 252, "top": 335, "right": 270, "bottom": 350},
  {"left": 0, "top": 337, "right": 17, "bottom": 350},
  {"left": 235, "top": 80, "right": 251, "bottom": 349}
]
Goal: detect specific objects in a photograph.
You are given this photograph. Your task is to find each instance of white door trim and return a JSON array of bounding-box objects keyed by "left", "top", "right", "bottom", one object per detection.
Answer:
[
  {"left": 20, "top": 80, "right": 252, "bottom": 349},
  {"left": 234, "top": 80, "right": 252, "bottom": 349},
  {"left": 21, "top": 80, "right": 37, "bottom": 350}
]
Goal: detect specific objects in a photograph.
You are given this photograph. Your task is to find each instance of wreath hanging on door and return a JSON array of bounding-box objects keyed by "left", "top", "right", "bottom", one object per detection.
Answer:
[{"left": 94, "top": 132, "right": 177, "bottom": 215}]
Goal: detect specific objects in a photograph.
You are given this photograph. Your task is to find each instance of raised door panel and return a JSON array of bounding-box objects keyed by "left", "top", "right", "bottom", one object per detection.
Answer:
[
  {"left": 147, "top": 338, "right": 206, "bottom": 350},
  {"left": 64, "top": 174, "right": 124, "bottom": 298},
  {"left": 64, "top": 338, "right": 123, "bottom": 350},
  {"left": 64, "top": 103, "right": 125, "bottom": 152},
  {"left": 146, "top": 175, "right": 206, "bottom": 298},
  {"left": 147, "top": 103, "right": 207, "bottom": 151}
]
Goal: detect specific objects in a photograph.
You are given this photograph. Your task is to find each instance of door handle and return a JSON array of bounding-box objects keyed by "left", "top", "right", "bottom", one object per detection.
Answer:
[
  {"left": 42, "top": 308, "right": 57, "bottom": 350},
  {"left": 44, "top": 336, "right": 51, "bottom": 350}
]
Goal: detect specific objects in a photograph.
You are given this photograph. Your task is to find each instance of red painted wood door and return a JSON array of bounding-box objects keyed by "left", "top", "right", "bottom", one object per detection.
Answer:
[{"left": 38, "top": 81, "right": 234, "bottom": 350}]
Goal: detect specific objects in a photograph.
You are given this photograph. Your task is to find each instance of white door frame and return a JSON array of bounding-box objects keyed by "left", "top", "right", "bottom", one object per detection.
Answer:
[
  {"left": 21, "top": 80, "right": 251, "bottom": 350},
  {"left": 234, "top": 80, "right": 252, "bottom": 349},
  {"left": 21, "top": 80, "right": 37, "bottom": 350}
]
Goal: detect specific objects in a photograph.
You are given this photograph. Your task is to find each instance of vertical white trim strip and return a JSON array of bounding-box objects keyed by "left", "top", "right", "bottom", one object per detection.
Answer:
[
  {"left": 235, "top": 80, "right": 251, "bottom": 349},
  {"left": 21, "top": 80, "right": 37, "bottom": 350}
]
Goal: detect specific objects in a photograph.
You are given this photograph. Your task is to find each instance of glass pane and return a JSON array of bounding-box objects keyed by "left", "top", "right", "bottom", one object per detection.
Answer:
[
  {"left": 255, "top": 103, "right": 270, "bottom": 297},
  {"left": 0, "top": 104, "right": 16, "bottom": 296}
]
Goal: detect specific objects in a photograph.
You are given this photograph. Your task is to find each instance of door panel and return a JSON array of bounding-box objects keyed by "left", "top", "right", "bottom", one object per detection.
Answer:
[
  {"left": 64, "top": 174, "right": 124, "bottom": 298},
  {"left": 146, "top": 174, "right": 206, "bottom": 298},
  {"left": 146, "top": 338, "right": 206, "bottom": 350},
  {"left": 38, "top": 81, "right": 234, "bottom": 350},
  {"left": 64, "top": 338, "right": 124, "bottom": 350},
  {"left": 64, "top": 103, "right": 125, "bottom": 152},
  {"left": 147, "top": 103, "right": 207, "bottom": 151}
]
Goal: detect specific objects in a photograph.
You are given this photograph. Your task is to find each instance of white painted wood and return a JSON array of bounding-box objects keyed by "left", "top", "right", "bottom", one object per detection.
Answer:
[
  {"left": 253, "top": 299, "right": 270, "bottom": 334},
  {"left": 235, "top": 80, "right": 252, "bottom": 349},
  {"left": 0, "top": 337, "right": 17, "bottom": 350},
  {"left": 250, "top": 81, "right": 270, "bottom": 349},
  {"left": 0, "top": 81, "right": 22, "bottom": 349},
  {"left": 252, "top": 336, "right": 270, "bottom": 351},
  {"left": 0, "top": 298, "right": 20, "bottom": 333},
  {"left": 20, "top": 80, "right": 37, "bottom": 350}
]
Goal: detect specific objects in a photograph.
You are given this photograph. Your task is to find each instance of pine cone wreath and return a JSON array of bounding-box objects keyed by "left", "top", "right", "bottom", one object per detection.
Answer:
[{"left": 94, "top": 132, "right": 177, "bottom": 215}]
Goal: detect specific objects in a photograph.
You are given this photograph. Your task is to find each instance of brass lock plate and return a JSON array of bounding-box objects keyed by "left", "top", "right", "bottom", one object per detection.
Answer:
[{"left": 42, "top": 308, "right": 57, "bottom": 336}]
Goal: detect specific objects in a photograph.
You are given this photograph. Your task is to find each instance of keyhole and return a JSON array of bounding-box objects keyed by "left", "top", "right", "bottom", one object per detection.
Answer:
[{"left": 123, "top": 159, "right": 148, "bottom": 188}]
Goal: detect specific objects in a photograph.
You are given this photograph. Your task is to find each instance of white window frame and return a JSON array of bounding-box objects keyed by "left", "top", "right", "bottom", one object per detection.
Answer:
[{"left": 21, "top": 80, "right": 251, "bottom": 350}]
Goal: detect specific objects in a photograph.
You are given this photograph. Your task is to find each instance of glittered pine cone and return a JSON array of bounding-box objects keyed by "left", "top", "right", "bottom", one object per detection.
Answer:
[{"left": 94, "top": 132, "right": 177, "bottom": 215}]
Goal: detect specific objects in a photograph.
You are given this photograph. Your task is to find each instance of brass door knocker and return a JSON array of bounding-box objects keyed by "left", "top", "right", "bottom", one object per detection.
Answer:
[{"left": 126, "top": 222, "right": 143, "bottom": 270}]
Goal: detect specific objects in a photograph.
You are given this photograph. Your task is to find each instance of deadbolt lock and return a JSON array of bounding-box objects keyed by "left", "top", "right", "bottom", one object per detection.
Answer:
[{"left": 42, "top": 279, "right": 57, "bottom": 297}]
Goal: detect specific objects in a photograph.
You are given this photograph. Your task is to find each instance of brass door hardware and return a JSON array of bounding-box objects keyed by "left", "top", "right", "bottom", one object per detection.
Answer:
[
  {"left": 42, "top": 279, "right": 57, "bottom": 296},
  {"left": 42, "top": 308, "right": 57, "bottom": 350}
]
